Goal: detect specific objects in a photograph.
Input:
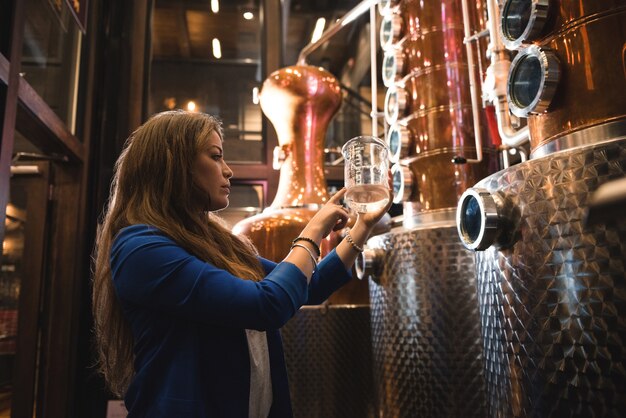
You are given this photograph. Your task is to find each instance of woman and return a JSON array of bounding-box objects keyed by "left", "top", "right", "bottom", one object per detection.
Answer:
[{"left": 92, "top": 110, "right": 391, "bottom": 417}]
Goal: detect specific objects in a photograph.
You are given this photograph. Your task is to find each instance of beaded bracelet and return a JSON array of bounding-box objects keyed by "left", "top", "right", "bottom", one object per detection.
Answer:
[
  {"left": 292, "top": 236, "right": 321, "bottom": 258},
  {"left": 292, "top": 243, "right": 318, "bottom": 273},
  {"left": 345, "top": 231, "right": 364, "bottom": 253}
]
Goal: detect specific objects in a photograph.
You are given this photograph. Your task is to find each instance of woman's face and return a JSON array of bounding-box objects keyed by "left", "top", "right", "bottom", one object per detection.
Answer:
[{"left": 192, "top": 131, "right": 233, "bottom": 211}]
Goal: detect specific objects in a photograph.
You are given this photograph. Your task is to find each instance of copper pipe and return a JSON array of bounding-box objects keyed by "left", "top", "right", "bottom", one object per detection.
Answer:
[
  {"left": 298, "top": 0, "right": 380, "bottom": 65},
  {"left": 369, "top": 4, "right": 380, "bottom": 137},
  {"left": 485, "top": 0, "right": 529, "bottom": 148}
]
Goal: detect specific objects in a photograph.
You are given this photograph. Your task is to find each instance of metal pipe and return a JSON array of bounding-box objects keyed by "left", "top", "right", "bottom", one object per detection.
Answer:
[
  {"left": 485, "top": 0, "right": 530, "bottom": 148},
  {"left": 298, "top": 0, "right": 380, "bottom": 65},
  {"left": 460, "top": 0, "right": 484, "bottom": 164},
  {"left": 369, "top": 3, "right": 379, "bottom": 137}
]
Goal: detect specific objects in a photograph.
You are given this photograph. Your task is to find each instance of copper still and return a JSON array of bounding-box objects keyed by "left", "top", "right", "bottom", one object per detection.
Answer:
[
  {"left": 456, "top": 0, "right": 626, "bottom": 416},
  {"left": 384, "top": 0, "right": 499, "bottom": 213},
  {"left": 360, "top": 0, "right": 502, "bottom": 416},
  {"left": 232, "top": 65, "right": 374, "bottom": 417},
  {"left": 233, "top": 65, "right": 340, "bottom": 259}
]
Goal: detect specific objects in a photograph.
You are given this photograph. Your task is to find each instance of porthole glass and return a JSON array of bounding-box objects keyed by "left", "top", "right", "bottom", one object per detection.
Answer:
[
  {"left": 391, "top": 164, "right": 412, "bottom": 203},
  {"left": 384, "top": 86, "right": 404, "bottom": 125},
  {"left": 510, "top": 54, "right": 542, "bottom": 109},
  {"left": 380, "top": 14, "right": 402, "bottom": 50},
  {"left": 502, "top": 0, "right": 532, "bottom": 41},
  {"left": 386, "top": 123, "right": 409, "bottom": 162},
  {"left": 382, "top": 52, "right": 397, "bottom": 87},
  {"left": 500, "top": 0, "right": 550, "bottom": 49},
  {"left": 507, "top": 45, "right": 559, "bottom": 117}
]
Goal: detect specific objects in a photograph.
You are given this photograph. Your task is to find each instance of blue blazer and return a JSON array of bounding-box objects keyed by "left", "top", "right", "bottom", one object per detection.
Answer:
[{"left": 110, "top": 224, "right": 352, "bottom": 417}]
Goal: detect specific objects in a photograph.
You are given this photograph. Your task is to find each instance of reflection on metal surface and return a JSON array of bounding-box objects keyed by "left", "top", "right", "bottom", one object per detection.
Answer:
[
  {"left": 531, "top": 118, "right": 626, "bottom": 159},
  {"left": 355, "top": 247, "right": 385, "bottom": 282},
  {"left": 402, "top": 207, "right": 457, "bottom": 229},
  {"left": 472, "top": 139, "right": 626, "bottom": 416},
  {"left": 367, "top": 223, "right": 487, "bottom": 417},
  {"left": 408, "top": 150, "right": 497, "bottom": 212},
  {"left": 281, "top": 306, "right": 375, "bottom": 418}
]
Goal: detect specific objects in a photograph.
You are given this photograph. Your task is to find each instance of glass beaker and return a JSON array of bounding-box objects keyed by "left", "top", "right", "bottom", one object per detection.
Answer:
[{"left": 342, "top": 136, "right": 390, "bottom": 213}]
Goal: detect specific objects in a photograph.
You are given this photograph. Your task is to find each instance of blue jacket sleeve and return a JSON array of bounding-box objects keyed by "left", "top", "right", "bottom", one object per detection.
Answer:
[
  {"left": 258, "top": 256, "right": 278, "bottom": 275},
  {"left": 257, "top": 251, "right": 351, "bottom": 305},
  {"left": 306, "top": 248, "right": 353, "bottom": 304},
  {"left": 111, "top": 226, "right": 308, "bottom": 330}
]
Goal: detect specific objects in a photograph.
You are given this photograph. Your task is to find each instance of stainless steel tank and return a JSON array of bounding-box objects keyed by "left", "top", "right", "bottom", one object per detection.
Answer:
[
  {"left": 281, "top": 305, "right": 374, "bottom": 418},
  {"left": 362, "top": 0, "right": 498, "bottom": 416},
  {"left": 456, "top": 0, "right": 626, "bottom": 415},
  {"left": 362, "top": 211, "right": 488, "bottom": 417},
  {"left": 457, "top": 136, "right": 626, "bottom": 416}
]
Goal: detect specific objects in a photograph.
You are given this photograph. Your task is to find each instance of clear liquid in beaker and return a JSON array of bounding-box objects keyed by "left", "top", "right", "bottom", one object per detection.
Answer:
[{"left": 345, "top": 184, "right": 390, "bottom": 213}]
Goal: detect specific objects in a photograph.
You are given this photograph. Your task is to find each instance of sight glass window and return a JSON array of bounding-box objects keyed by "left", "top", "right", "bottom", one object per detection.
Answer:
[
  {"left": 510, "top": 54, "right": 542, "bottom": 110},
  {"left": 502, "top": 0, "right": 533, "bottom": 41}
]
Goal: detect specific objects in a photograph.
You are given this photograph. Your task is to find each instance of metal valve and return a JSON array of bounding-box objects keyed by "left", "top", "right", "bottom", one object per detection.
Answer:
[{"left": 355, "top": 247, "right": 385, "bottom": 283}]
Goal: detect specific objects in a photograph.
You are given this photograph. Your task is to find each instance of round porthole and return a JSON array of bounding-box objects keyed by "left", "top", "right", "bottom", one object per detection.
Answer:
[
  {"left": 386, "top": 123, "right": 410, "bottom": 163},
  {"left": 380, "top": 13, "right": 403, "bottom": 50},
  {"left": 391, "top": 163, "right": 413, "bottom": 203},
  {"left": 384, "top": 85, "right": 407, "bottom": 125},
  {"left": 382, "top": 49, "right": 404, "bottom": 87},
  {"left": 507, "top": 45, "right": 559, "bottom": 117},
  {"left": 456, "top": 188, "right": 499, "bottom": 251},
  {"left": 501, "top": 0, "right": 550, "bottom": 50}
]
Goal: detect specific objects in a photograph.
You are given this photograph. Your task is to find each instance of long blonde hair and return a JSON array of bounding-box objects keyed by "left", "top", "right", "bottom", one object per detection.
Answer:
[{"left": 92, "top": 110, "right": 265, "bottom": 396}]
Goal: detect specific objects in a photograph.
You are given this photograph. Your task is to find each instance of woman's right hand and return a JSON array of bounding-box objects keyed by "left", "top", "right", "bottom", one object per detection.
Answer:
[
  {"left": 286, "top": 189, "right": 349, "bottom": 282},
  {"left": 299, "top": 188, "right": 350, "bottom": 243}
]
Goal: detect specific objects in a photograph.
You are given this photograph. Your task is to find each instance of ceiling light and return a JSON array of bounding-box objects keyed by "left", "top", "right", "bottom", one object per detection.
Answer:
[
  {"left": 212, "top": 38, "right": 222, "bottom": 59},
  {"left": 311, "top": 17, "right": 326, "bottom": 43},
  {"left": 243, "top": 11, "right": 254, "bottom": 20},
  {"left": 252, "top": 87, "right": 259, "bottom": 104},
  {"left": 211, "top": 0, "right": 219, "bottom": 13},
  {"left": 187, "top": 101, "right": 197, "bottom": 112}
]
